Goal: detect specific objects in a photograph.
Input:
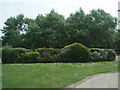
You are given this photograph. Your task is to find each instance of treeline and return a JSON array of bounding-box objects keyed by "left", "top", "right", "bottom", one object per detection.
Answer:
[{"left": 1, "top": 8, "right": 119, "bottom": 49}]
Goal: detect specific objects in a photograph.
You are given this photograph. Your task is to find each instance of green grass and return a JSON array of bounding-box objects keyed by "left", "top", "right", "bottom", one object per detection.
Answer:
[{"left": 2, "top": 61, "right": 118, "bottom": 88}]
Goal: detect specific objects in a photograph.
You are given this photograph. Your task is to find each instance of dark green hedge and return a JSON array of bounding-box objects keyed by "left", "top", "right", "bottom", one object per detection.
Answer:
[
  {"left": 56, "top": 43, "right": 91, "bottom": 62},
  {"left": 2, "top": 43, "right": 116, "bottom": 63},
  {"left": 2, "top": 46, "right": 32, "bottom": 63},
  {"left": 35, "top": 48, "right": 61, "bottom": 63},
  {"left": 19, "top": 52, "right": 40, "bottom": 63}
]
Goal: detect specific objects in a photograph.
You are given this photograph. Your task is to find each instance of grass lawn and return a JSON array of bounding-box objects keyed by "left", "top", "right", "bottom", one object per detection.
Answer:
[{"left": 2, "top": 61, "right": 118, "bottom": 88}]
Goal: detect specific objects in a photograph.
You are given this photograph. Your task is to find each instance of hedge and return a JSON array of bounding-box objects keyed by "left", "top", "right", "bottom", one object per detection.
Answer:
[
  {"left": 19, "top": 52, "right": 40, "bottom": 63},
  {"left": 56, "top": 43, "right": 91, "bottom": 62},
  {"left": 2, "top": 44, "right": 116, "bottom": 63},
  {"left": 35, "top": 48, "right": 61, "bottom": 63},
  {"left": 2, "top": 46, "right": 32, "bottom": 63},
  {"left": 90, "top": 48, "right": 116, "bottom": 62}
]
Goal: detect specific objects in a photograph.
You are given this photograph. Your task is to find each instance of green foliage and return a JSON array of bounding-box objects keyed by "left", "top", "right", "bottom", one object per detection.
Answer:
[
  {"left": 90, "top": 48, "right": 115, "bottom": 61},
  {"left": 2, "top": 14, "right": 25, "bottom": 47},
  {"left": 35, "top": 48, "right": 61, "bottom": 63},
  {"left": 19, "top": 52, "right": 40, "bottom": 63},
  {"left": 2, "top": 46, "right": 31, "bottom": 63},
  {"left": 57, "top": 43, "right": 91, "bottom": 62},
  {"left": 104, "top": 49, "right": 116, "bottom": 61},
  {"left": 2, "top": 9, "right": 117, "bottom": 49},
  {"left": 2, "top": 44, "right": 116, "bottom": 63},
  {"left": 2, "top": 46, "right": 14, "bottom": 63}
]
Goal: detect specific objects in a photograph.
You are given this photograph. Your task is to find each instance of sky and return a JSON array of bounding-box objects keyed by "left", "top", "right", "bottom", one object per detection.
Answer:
[{"left": 0, "top": 0, "right": 119, "bottom": 36}]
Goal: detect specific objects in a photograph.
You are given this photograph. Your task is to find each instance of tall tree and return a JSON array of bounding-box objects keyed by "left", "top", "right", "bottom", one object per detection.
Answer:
[
  {"left": 35, "top": 10, "right": 67, "bottom": 48},
  {"left": 66, "top": 8, "right": 92, "bottom": 47},
  {"left": 2, "top": 14, "right": 25, "bottom": 47},
  {"left": 87, "top": 9, "right": 117, "bottom": 48}
]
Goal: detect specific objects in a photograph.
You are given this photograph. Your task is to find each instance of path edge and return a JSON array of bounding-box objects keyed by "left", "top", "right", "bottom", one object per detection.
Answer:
[{"left": 65, "top": 71, "right": 118, "bottom": 88}]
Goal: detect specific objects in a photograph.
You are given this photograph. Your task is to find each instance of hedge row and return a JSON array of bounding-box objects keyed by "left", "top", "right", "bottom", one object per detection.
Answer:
[
  {"left": 90, "top": 48, "right": 116, "bottom": 62},
  {"left": 1, "top": 43, "right": 116, "bottom": 63}
]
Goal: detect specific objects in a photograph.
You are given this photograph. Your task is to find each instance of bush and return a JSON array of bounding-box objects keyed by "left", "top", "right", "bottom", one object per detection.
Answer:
[
  {"left": 57, "top": 43, "right": 91, "bottom": 62},
  {"left": 2, "top": 46, "right": 14, "bottom": 63},
  {"left": 35, "top": 48, "right": 61, "bottom": 63},
  {"left": 104, "top": 49, "right": 116, "bottom": 61},
  {"left": 2, "top": 45, "right": 115, "bottom": 63},
  {"left": 2, "top": 46, "right": 32, "bottom": 63},
  {"left": 90, "top": 48, "right": 115, "bottom": 61},
  {"left": 19, "top": 52, "right": 40, "bottom": 63},
  {"left": 99, "top": 50, "right": 108, "bottom": 60}
]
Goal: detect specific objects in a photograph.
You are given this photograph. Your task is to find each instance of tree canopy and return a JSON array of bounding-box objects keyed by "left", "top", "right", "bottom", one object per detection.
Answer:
[{"left": 1, "top": 8, "right": 117, "bottom": 49}]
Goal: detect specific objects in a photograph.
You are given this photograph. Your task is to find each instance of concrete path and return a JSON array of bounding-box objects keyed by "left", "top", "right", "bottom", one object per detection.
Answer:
[
  {"left": 66, "top": 72, "right": 118, "bottom": 88},
  {"left": 76, "top": 72, "right": 118, "bottom": 88}
]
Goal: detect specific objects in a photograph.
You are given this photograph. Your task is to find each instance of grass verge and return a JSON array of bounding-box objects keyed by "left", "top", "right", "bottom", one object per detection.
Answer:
[{"left": 2, "top": 61, "right": 118, "bottom": 88}]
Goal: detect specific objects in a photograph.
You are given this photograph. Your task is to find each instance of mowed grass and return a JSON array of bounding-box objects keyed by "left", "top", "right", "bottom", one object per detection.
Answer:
[{"left": 2, "top": 61, "right": 118, "bottom": 88}]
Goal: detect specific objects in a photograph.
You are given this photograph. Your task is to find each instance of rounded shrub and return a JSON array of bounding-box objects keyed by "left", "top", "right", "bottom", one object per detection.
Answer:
[
  {"left": 90, "top": 48, "right": 116, "bottom": 61},
  {"left": 104, "top": 49, "right": 116, "bottom": 61},
  {"left": 57, "top": 43, "right": 91, "bottom": 62}
]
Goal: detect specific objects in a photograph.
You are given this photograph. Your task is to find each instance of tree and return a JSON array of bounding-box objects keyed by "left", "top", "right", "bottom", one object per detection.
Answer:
[
  {"left": 1, "top": 9, "right": 117, "bottom": 49},
  {"left": 2, "top": 14, "right": 25, "bottom": 47},
  {"left": 87, "top": 9, "right": 117, "bottom": 48},
  {"left": 66, "top": 8, "right": 92, "bottom": 47},
  {"left": 35, "top": 10, "right": 67, "bottom": 48}
]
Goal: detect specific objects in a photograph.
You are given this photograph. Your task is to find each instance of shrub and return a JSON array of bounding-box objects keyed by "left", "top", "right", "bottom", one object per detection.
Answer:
[
  {"left": 19, "top": 52, "right": 40, "bottom": 63},
  {"left": 57, "top": 43, "right": 91, "bottom": 62},
  {"left": 35, "top": 48, "right": 61, "bottom": 63},
  {"left": 2, "top": 46, "right": 14, "bottom": 63},
  {"left": 99, "top": 50, "right": 108, "bottom": 60},
  {"left": 2, "top": 46, "right": 32, "bottom": 63},
  {"left": 90, "top": 48, "right": 115, "bottom": 61},
  {"left": 104, "top": 49, "right": 116, "bottom": 61}
]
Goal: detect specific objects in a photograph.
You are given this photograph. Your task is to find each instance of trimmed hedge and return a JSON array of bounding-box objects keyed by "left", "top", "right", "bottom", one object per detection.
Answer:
[
  {"left": 2, "top": 46, "right": 14, "bottom": 63},
  {"left": 35, "top": 48, "right": 61, "bottom": 63},
  {"left": 19, "top": 52, "right": 40, "bottom": 63},
  {"left": 2, "top": 44, "right": 116, "bottom": 63},
  {"left": 2, "top": 46, "right": 32, "bottom": 63},
  {"left": 90, "top": 48, "right": 116, "bottom": 62},
  {"left": 104, "top": 49, "right": 116, "bottom": 61},
  {"left": 57, "top": 43, "right": 91, "bottom": 62}
]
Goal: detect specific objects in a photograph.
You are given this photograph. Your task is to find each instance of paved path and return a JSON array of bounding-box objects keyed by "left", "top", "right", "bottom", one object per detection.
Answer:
[
  {"left": 66, "top": 72, "right": 118, "bottom": 88},
  {"left": 76, "top": 72, "right": 118, "bottom": 88}
]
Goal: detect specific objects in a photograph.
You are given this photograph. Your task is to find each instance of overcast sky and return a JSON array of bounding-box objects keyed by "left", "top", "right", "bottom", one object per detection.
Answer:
[{"left": 0, "top": 0, "right": 119, "bottom": 36}]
